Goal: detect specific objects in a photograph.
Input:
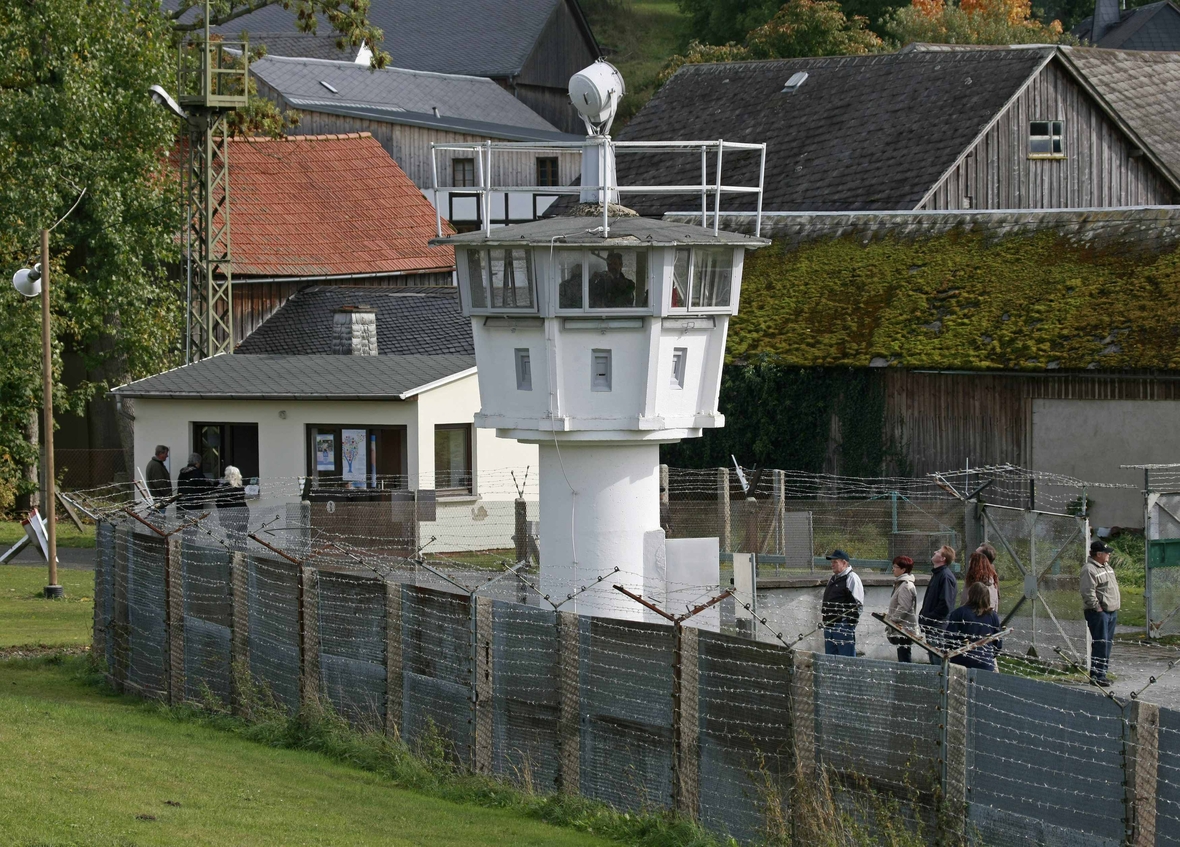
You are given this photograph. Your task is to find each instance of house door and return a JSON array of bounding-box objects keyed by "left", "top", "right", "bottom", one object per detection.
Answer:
[{"left": 193, "top": 422, "right": 260, "bottom": 483}]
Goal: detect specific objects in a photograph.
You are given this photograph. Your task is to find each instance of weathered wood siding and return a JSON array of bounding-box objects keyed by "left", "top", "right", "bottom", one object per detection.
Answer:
[
  {"left": 922, "top": 58, "right": 1176, "bottom": 210},
  {"left": 514, "top": 0, "right": 600, "bottom": 133},
  {"left": 231, "top": 271, "right": 454, "bottom": 346},
  {"left": 881, "top": 369, "right": 1180, "bottom": 476},
  {"left": 283, "top": 109, "right": 580, "bottom": 191}
]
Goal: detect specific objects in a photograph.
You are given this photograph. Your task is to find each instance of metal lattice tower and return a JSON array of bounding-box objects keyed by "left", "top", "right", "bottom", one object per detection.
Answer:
[{"left": 177, "top": 3, "right": 247, "bottom": 362}]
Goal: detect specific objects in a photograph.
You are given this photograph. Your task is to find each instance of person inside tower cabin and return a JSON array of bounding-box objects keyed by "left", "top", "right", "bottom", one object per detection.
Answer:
[{"left": 589, "top": 251, "right": 644, "bottom": 308}]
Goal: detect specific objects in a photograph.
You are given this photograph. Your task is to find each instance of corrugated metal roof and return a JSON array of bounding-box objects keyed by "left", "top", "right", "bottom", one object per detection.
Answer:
[
  {"left": 111, "top": 354, "right": 476, "bottom": 400},
  {"left": 227, "top": 133, "right": 455, "bottom": 278}
]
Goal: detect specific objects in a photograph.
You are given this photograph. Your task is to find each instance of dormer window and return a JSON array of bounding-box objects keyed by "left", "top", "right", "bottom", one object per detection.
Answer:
[
  {"left": 1029, "top": 121, "right": 1064, "bottom": 158},
  {"left": 555, "top": 248, "right": 650, "bottom": 312}
]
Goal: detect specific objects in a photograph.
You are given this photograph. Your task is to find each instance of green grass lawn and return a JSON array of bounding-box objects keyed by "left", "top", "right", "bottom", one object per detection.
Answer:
[
  {"left": 0, "top": 565, "right": 94, "bottom": 648},
  {"left": 0, "top": 519, "right": 96, "bottom": 548},
  {"left": 0, "top": 658, "right": 615, "bottom": 847}
]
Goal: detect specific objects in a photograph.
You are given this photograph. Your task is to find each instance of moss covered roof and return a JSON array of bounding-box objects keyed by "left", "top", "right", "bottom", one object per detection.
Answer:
[{"left": 730, "top": 230, "right": 1180, "bottom": 371}]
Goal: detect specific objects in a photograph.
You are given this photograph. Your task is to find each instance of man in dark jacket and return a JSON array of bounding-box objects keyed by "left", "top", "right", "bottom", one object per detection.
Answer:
[
  {"left": 144, "top": 445, "right": 172, "bottom": 504},
  {"left": 919, "top": 544, "right": 958, "bottom": 663},
  {"left": 177, "top": 453, "right": 212, "bottom": 512},
  {"left": 821, "top": 549, "right": 864, "bottom": 657}
]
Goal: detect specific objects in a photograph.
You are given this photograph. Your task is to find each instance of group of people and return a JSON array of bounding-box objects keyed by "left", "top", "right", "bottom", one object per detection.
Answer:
[
  {"left": 144, "top": 445, "right": 250, "bottom": 544},
  {"left": 821, "top": 538, "right": 1121, "bottom": 684}
]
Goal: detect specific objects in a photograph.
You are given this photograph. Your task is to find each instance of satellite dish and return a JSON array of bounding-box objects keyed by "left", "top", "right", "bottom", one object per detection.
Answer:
[
  {"left": 569, "top": 60, "right": 625, "bottom": 135},
  {"left": 148, "top": 84, "right": 188, "bottom": 120},
  {"left": 12, "top": 264, "right": 41, "bottom": 298}
]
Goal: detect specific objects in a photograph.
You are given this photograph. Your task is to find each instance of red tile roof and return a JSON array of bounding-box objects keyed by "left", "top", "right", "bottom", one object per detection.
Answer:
[{"left": 227, "top": 133, "right": 455, "bottom": 277}]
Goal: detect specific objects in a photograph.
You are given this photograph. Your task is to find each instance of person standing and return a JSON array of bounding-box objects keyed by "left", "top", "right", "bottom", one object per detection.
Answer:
[
  {"left": 216, "top": 465, "right": 250, "bottom": 550},
  {"left": 1080, "top": 539, "right": 1121, "bottom": 687},
  {"left": 919, "top": 544, "right": 958, "bottom": 663},
  {"left": 960, "top": 550, "right": 1000, "bottom": 614},
  {"left": 177, "top": 453, "right": 211, "bottom": 512},
  {"left": 144, "top": 445, "right": 172, "bottom": 504},
  {"left": 946, "top": 582, "right": 1003, "bottom": 672},
  {"left": 821, "top": 549, "right": 864, "bottom": 657},
  {"left": 886, "top": 556, "right": 919, "bottom": 662}
]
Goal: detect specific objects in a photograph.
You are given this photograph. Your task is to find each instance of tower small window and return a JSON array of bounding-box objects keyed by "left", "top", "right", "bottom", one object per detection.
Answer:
[
  {"left": 1029, "top": 121, "right": 1064, "bottom": 158},
  {"left": 515, "top": 348, "right": 532, "bottom": 391},
  {"left": 670, "top": 348, "right": 687, "bottom": 389},
  {"left": 591, "top": 349, "right": 612, "bottom": 392},
  {"left": 536, "top": 157, "right": 559, "bottom": 187},
  {"left": 453, "top": 157, "right": 476, "bottom": 187}
]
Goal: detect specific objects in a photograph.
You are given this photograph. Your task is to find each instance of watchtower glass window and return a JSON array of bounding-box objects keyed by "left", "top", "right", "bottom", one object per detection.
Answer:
[
  {"left": 464, "top": 248, "right": 535, "bottom": 312},
  {"left": 670, "top": 247, "right": 733, "bottom": 311},
  {"left": 555, "top": 248, "right": 649, "bottom": 312},
  {"left": 1029, "top": 121, "right": 1064, "bottom": 158}
]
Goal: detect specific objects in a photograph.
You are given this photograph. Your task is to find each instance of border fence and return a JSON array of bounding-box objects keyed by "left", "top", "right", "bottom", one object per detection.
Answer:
[{"left": 94, "top": 515, "right": 1175, "bottom": 847}]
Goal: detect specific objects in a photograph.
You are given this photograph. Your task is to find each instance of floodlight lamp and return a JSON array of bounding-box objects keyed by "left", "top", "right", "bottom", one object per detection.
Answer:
[
  {"left": 12, "top": 263, "right": 42, "bottom": 298},
  {"left": 149, "top": 84, "right": 188, "bottom": 120},
  {"left": 569, "top": 60, "right": 625, "bottom": 135}
]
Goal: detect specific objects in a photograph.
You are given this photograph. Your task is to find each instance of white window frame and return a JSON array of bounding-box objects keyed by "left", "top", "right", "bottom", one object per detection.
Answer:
[
  {"left": 670, "top": 348, "right": 687, "bottom": 390},
  {"left": 666, "top": 247, "right": 735, "bottom": 314},
  {"left": 515, "top": 348, "right": 532, "bottom": 391},
  {"left": 461, "top": 247, "right": 539, "bottom": 315},
  {"left": 552, "top": 247, "right": 653, "bottom": 316},
  {"left": 1029, "top": 120, "right": 1065, "bottom": 159}
]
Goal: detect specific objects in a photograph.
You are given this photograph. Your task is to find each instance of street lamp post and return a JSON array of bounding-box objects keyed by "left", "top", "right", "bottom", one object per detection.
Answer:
[{"left": 13, "top": 229, "right": 61, "bottom": 599}]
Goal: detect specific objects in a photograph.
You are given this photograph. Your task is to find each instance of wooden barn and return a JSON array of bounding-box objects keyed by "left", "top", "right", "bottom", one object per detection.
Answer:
[
  {"left": 249, "top": 54, "right": 584, "bottom": 228},
  {"left": 610, "top": 46, "right": 1180, "bottom": 215},
  {"left": 185, "top": 0, "right": 602, "bottom": 133}
]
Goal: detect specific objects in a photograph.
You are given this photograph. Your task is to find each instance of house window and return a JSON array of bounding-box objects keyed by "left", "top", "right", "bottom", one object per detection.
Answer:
[
  {"left": 591, "top": 349, "right": 612, "bottom": 392},
  {"left": 306, "top": 425, "right": 406, "bottom": 489},
  {"left": 453, "top": 157, "right": 476, "bottom": 187},
  {"left": 515, "top": 348, "right": 532, "bottom": 391},
  {"left": 435, "top": 424, "right": 472, "bottom": 493},
  {"left": 670, "top": 348, "right": 687, "bottom": 389},
  {"left": 668, "top": 248, "right": 733, "bottom": 311},
  {"left": 1029, "top": 121, "right": 1064, "bottom": 158},
  {"left": 193, "top": 423, "right": 259, "bottom": 486},
  {"left": 536, "top": 157, "right": 559, "bottom": 187}
]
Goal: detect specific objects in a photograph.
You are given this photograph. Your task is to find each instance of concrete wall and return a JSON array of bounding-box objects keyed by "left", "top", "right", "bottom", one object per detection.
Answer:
[{"left": 1031, "top": 398, "right": 1180, "bottom": 526}]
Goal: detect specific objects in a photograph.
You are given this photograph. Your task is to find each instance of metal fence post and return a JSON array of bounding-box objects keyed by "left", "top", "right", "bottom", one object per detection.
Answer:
[
  {"left": 557, "top": 610, "right": 581, "bottom": 795},
  {"left": 717, "top": 467, "right": 731, "bottom": 552},
  {"left": 299, "top": 565, "right": 320, "bottom": 709},
  {"left": 385, "top": 579, "right": 403, "bottom": 739},
  {"left": 1126, "top": 700, "right": 1160, "bottom": 847},
  {"left": 788, "top": 651, "right": 815, "bottom": 837},
  {"left": 660, "top": 463, "right": 671, "bottom": 533},
  {"left": 774, "top": 469, "right": 786, "bottom": 556},
  {"left": 111, "top": 523, "right": 131, "bottom": 691},
  {"left": 940, "top": 663, "right": 969, "bottom": 841},
  {"left": 92, "top": 521, "right": 109, "bottom": 666},
  {"left": 1145, "top": 470, "right": 1154, "bottom": 639},
  {"left": 474, "top": 596, "right": 494, "bottom": 774},
  {"left": 165, "top": 535, "right": 185, "bottom": 706},
  {"left": 673, "top": 623, "right": 700, "bottom": 819},
  {"left": 230, "top": 551, "right": 249, "bottom": 711},
  {"left": 513, "top": 497, "right": 529, "bottom": 564}
]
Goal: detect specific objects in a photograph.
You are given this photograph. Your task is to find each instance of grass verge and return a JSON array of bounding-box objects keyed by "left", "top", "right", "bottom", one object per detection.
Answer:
[{"left": 0, "top": 565, "right": 94, "bottom": 648}]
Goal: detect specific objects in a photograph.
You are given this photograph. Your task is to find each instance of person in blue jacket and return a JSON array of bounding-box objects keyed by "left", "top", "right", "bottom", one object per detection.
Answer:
[
  {"left": 946, "top": 582, "right": 1004, "bottom": 672},
  {"left": 919, "top": 544, "right": 957, "bottom": 663}
]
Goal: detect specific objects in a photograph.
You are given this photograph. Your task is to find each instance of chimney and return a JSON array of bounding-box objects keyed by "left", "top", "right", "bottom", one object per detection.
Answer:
[
  {"left": 331, "top": 305, "right": 378, "bottom": 356},
  {"left": 1092, "top": 0, "right": 1121, "bottom": 42}
]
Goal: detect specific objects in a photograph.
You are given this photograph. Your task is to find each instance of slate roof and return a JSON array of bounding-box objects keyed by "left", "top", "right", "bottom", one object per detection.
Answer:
[
  {"left": 111, "top": 354, "right": 476, "bottom": 400},
  {"left": 237, "top": 287, "right": 473, "bottom": 356},
  {"left": 227, "top": 133, "right": 454, "bottom": 277},
  {"left": 604, "top": 49, "right": 1053, "bottom": 214},
  {"left": 1074, "top": 1, "right": 1180, "bottom": 50},
  {"left": 251, "top": 55, "right": 580, "bottom": 141},
  {"left": 168, "top": 0, "right": 599, "bottom": 78},
  {"left": 433, "top": 215, "right": 769, "bottom": 247}
]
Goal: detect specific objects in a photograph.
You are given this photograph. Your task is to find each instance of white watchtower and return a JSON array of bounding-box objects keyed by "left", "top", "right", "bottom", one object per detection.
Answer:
[{"left": 431, "top": 62, "right": 768, "bottom": 621}]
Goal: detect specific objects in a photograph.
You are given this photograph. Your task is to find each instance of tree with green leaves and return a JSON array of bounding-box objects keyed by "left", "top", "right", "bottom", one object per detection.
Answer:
[{"left": 677, "top": 0, "right": 782, "bottom": 45}]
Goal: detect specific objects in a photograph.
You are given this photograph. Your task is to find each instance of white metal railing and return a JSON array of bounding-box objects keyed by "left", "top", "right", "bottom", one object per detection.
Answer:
[{"left": 429, "top": 139, "right": 767, "bottom": 238}]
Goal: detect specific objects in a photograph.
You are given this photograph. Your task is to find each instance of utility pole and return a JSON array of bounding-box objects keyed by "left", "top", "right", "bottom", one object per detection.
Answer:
[{"left": 40, "top": 229, "right": 61, "bottom": 599}]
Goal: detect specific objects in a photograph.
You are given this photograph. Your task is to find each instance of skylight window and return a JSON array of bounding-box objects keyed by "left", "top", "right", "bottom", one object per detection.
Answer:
[
  {"left": 1029, "top": 120, "right": 1064, "bottom": 158},
  {"left": 319, "top": 80, "right": 339, "bottom": 94},
  {"left": 782, "top": 72, "right": 808, "bottom": 93}
]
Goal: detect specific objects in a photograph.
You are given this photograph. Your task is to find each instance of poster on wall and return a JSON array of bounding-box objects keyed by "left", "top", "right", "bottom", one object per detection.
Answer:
[
  {"left": 342, "top": 428, "right": 367, "bottom": 483},
  {"left": 315, "top": 434, "right": 335, "bottom": 471}
]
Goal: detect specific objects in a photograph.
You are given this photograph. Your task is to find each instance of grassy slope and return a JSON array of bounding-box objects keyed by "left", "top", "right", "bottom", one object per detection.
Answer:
[
  {"left": 0, "top": 565, "right": 94, "bottom": 648},
  {"left": 585, "top": 0, "right": 689, "bottom": 127},
  {"left": 0, "top": 660, "right": 613, "bottom": 847},
  {"left": 0, "top": 519, "right": 95, "bottom": 548}
]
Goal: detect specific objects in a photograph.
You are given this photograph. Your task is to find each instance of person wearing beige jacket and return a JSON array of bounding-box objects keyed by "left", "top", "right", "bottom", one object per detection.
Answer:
[
  {"left": 886, "top": 556, "right": 920, "bottom": 663},
  {"left": 1080, "top": 540, "right": 1122, "bottom": 687}
]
